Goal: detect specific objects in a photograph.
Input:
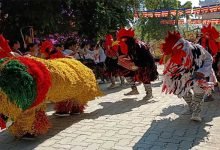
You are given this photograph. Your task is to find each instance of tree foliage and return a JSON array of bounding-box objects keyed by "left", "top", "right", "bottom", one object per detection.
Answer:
[
  {"left": 135, "top": 0, "right": 192, "bottom": 41},
  {"left": 71, "top": 0, "right": 135, "bottom": 39},
  {"left": 2, "top": 0, "right": 70, "bottom": 39},
  {"left": 1, "top": 0, "right": 138, "bottom": 40},
  {"left": 144, "top": 0, "right": 180, "bottom": 10},
  {"left": 135, "top": 18, "right": 175, "bottom": 41}
]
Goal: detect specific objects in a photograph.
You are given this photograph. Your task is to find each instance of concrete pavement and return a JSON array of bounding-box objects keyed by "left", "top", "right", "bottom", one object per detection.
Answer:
[{"left": 1, "top": 65, "right": 220, "bottom": 150}]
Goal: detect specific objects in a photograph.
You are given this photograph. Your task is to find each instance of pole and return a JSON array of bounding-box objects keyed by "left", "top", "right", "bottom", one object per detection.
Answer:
[{"left": 175, "top": 0, "right": 179, "bottom": 30}]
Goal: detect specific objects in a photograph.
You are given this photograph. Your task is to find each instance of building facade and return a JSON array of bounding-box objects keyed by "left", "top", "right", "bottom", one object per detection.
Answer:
[
  {"left": 199, "top": 0, "right": 220, "bottom": 6},
  {"left": 199, "top": 0, "right": 220, "bottom": 19}
]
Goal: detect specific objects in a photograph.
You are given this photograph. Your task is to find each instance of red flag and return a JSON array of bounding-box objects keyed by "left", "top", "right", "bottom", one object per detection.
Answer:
[
  {"left": 209, "top": 5, "right": 218, "bottom": 12},
  {"left": 185, "top": 9, "right": 192, "bottom": 14},
  {"left": 201, "top": 6, "right": 209, "bottom": 13},
  {"left": 161, "top": 11, "right": 169, "bottom": 17},
  {"left": 142, "top": 12, "right": 154, "bottom": 18},
  {"left": 193, "top": 7, "right": 201, "bottom": 14},
  {"left": 160, "top": 20, "right": 165, "bottom": 24},
  {"left": 142, "top": 12, "right": 148, "bottom": 17},
  {"left": 148, "top": 12, "right": 154, "bottom": 17},
  {"left": 178, "top": 10, "right": 184, "bottom": 16},
  {"left": 154, "top": 12, "right": 161, "bottom": 18},
  {"left": 170, "top": 10, "right": 177, "bottom": 16},
  {"left": 218, "top": 5, "right": 220, "bottom": 11}
]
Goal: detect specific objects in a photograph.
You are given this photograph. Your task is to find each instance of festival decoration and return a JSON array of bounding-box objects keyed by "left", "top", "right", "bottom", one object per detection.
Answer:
[
  {"left": 160, "top": 19, "right": 220, "bottom": 25},
  {"left": 135, "top": 4, "right": 220, "bottom": 19}
]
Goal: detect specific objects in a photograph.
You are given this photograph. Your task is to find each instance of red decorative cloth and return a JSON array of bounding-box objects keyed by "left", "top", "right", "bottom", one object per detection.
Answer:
[
  {"left": 50, "top": 51, "right": 65, "bottom": 59},
  {"left": 201, "top": 23, "right": 220, "bottom": 56},
  {"left": 40, "top": 40, "right": 54, "bottom": 58},
  {"left": 118, "top": 55, "right": 136, "bottom": 71},
  {"left": 17, "top": 57, "right": 51, "bottom": 109},
  {"left": 33, "top": 110, "right": 51, "bottom": 135},
  {"left": 0, "top": 35, "right": 12, "bottom": 58},
  {"left": 0, "top": 116, "right": 6, "bottom": 130}
]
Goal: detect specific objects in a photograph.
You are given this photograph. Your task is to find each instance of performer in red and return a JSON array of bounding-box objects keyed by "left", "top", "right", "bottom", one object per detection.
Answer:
[
  {"left": 197, "top": 24, "right": 220, "bottom": 101},
  {"left": 40, "top": 39, "right": 84, "bottom": 116},
  {"left": 40, "top": 40, "right": 65, "bottom": 59},
  {"left": 104, "top": 34, "right": 125, "bottom": 88},
  {"left": 116, "top": 28, "right": 158, "bottom": 99}
]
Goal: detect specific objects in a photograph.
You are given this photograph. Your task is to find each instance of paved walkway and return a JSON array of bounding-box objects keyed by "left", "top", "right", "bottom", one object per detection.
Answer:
[{"left": 1, "top": 65, "right": 220, "bottom": 150}]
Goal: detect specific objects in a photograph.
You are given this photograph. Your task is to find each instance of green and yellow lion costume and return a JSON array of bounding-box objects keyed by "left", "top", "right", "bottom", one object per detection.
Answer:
[{"left": 0, "top": 56, "right": 102, "bottom": 138}]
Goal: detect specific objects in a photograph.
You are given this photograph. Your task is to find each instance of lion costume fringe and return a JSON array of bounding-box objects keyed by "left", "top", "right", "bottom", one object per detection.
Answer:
[{"left": 0, "top": 36, "right": 102, "bottom": 138}]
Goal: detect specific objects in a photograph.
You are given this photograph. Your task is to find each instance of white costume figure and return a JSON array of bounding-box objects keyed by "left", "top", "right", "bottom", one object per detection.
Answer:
[{"left": 161, "top": 31, "right": 214, "bottom": 122}]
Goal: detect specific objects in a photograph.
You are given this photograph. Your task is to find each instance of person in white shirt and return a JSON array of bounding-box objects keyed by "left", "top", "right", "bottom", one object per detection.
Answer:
[
  {"left": 9, "top": 40, "right": 23, "bottom": 56},
  {"left": 96, "top": 42, "right": 107, "bottom": 84},
  {"left": 25, "top": 43, "right": 39, "bottom": 57},
  {"left": 63, "top": 38, "right": 79, "bottom": 57}
]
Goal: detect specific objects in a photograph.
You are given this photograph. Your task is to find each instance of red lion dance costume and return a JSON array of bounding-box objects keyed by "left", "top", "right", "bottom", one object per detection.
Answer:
[
  {"left": 116, "top": 28, "right": 158, "bottom": 99},
  {"left": 160, "top": 31, "right": 214, "bottom": 122},
  {"left": 197, "top": 24, "right": 220, "bottom": 101},
  {"left": 0, "top": 35, "right": 102, "bottom": 138},
  {"left": 199, "top": 24, "right": 220, "bottom": 81}
]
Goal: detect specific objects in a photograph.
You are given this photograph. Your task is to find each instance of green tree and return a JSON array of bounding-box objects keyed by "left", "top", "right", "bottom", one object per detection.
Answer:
[
  {"left": 71, "top": 0, "right": 139, "bottom": 39},
  {"left": 2, "top": 0, "right": 73, "bottom": 40},
  {"left": 2, "top": 0, "right": 139, "bottom": 40},
  {"left": 134, "top": 0, "right": 192, "bottom": 41}
]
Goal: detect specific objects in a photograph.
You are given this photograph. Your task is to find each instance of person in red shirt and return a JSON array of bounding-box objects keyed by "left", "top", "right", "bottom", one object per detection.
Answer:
[
  {"left": 104, "top": 35, "right": 125, "bottom": 88},
  {"left": 40, "top": 40, "right": 65, "bottom": 59}
]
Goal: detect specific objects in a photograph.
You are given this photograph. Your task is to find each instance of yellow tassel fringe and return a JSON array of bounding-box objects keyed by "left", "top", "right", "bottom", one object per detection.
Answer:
[
  {"left": 0, "top": 57, "right": 103, "bottom": 137},
  {"left": 36, "top": 58, "right": 103, "bottom": 104}
]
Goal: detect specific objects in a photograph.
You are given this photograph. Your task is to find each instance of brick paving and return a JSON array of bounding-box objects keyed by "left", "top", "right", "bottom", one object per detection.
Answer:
[{"left": 1, "top": 65, "right": 220, "bottom": 150}]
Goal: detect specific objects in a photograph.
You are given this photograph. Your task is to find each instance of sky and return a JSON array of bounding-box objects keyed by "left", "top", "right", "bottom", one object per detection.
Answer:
[{"left": 180, "top": 0, "right": 199, "bottom": 7}]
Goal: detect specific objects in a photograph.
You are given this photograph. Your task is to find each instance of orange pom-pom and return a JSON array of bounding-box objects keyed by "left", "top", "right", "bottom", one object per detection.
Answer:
[
  {"left": 40, "top": 40, "right": 54, "bottom": 56},
  {"left": 117, "top": 28, "right": 135, "bottom": 40},
  {"left": 0, "top": 35, "right": 12, "bottom": 58},
  {"left": 161, "top": 31, "right": 182, "bottom": 55},
  {"left": 201, "top": 23, "right": 220, "bottom": 55}
]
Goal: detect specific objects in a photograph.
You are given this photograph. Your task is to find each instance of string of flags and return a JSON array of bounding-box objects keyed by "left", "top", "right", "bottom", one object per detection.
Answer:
[
  {"left": 160, "top": 19, "right": 220, "bottom": 25},
  {"left": 134, "top": 4, "right": 220, "bottom": 18}
]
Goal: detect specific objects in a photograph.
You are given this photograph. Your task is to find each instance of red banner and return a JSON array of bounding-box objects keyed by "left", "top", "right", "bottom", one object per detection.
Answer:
[
  {"left": 193, "top": 7, "right": 201, "bottom": 14},
  {"left": 135, "top": 4, "right": 220, "bottom": 18},
  {"left": 161, "top": 11, "right": 169, "bottom": 17},
  {"left": 154, "top": 12, "right": 161, "bottom": 18},
  {"left": 148, "top": 12, "right": 154, "bottom": 18},
  {"left": 178, "top": 10, "right": 184, "bottom": 16},
  {"left": 160, "top": 20, "right": 175, "bottom": 25},
  {"left": 160, "top": 19, "right": 220, "bottom": 25},
  {"left": 170, "top": 10, "right": 177, "bottom": 16},
  {"left": 185, "top": 9, "right": 192, "bottom": 15},
  {"left": 142, "top": 12, "right": 154, "bottom": 18},
  {"left": 200, "top": 6, "right": 209, "bottom": 13},
  {"left": 209, "top": 5, "right": 218, "bottom": 12}
]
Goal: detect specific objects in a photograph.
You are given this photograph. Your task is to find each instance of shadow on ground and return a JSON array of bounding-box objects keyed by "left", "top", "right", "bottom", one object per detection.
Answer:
[
  {"left": 0, "top": 96, "right": 156, "bottom": 150},
  {"left": 84, "top": 98, "right": 156, "bottom": 119},
  {"left": 100, "top": 80, "right": 163, "bottom": 95},
  {"left": 133, "top": 93, "right": 220, "bottom": 150}
]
